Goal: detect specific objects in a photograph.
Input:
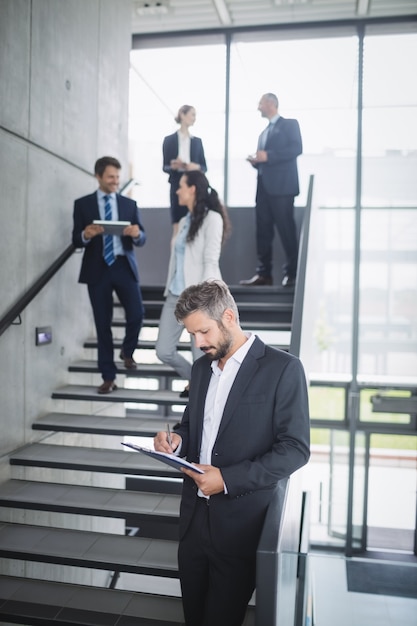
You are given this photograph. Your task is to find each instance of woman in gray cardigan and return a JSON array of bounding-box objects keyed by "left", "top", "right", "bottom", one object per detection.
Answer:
[{"left": 156, "top": 170, "right": 230, "bottom": 396}]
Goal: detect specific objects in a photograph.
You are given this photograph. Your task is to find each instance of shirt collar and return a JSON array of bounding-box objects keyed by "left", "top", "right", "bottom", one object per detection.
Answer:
[
  {"left": 268, "top": 114, "right": 280, "bottom": 126},
  {"left": 97, "top": 189, "right": 115, "bottom": 200},
  {"left": 211, "top": 332, "right": 256, "bottom": 375}
]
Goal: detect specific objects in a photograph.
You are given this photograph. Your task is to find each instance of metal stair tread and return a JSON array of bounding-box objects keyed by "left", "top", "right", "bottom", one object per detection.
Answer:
[
  {"left": 0, "top": 575, "right": 185, "bottom": 625},
  {"left": 83, "top": 337, "right": 190, "bottom": 350},
  {"left": 0, "top": 522, "right": 179, "bottom": 577},
  {"left": 0, "top": 575, "right": 255, "bottom": 625},
  {"left": 9, "top": 443, "right": 184, "bottom": 478},
  {"left": 84, "top": 333, "right": 291, "bottom": 350},
  {"left": 0, "top": 480, "right": 180, "bottom": 521},
  {"left": 51, "top": 385, "right": 188, "bottom": 405},
  {"left": 69, "top": 360, "right": 177, "bottom": 376},
  {"left": 33, "top": 413, "right": 178, "bottom": 436}
]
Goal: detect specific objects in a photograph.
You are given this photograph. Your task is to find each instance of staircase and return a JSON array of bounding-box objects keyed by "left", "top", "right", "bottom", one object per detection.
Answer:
[{"left": 0, "top": 284, "right": 295, "bottom": 625}]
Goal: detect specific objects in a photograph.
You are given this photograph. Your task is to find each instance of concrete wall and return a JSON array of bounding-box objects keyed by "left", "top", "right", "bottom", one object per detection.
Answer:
[{"left": 0, "top": 0, "right": 131, "bottom": 459}]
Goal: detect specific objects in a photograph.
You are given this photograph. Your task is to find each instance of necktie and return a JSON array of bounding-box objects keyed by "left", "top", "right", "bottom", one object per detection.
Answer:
[
  {"left": 260, "top": 122, "right": 273, "bottom": 149},
  {"left": 103, "top": 195, "right": 115, "bottom": 266}
]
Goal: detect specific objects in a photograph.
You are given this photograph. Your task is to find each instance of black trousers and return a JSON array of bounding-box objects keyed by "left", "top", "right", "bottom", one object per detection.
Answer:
[
  {"left": 87, "top": 256, "right": 144, "bottom": 381},
  {"left": 255, "top": 177, "right": 298, "bottom": 279},
  {"left": 178, "top": 497, "right": 256, "bottom": 626}
]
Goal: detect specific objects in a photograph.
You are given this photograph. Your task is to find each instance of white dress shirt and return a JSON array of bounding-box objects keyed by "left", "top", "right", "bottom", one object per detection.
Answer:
[
  {"left": 198, "top": 332, "right": 256, "bottom": 497},
  {"left": 177, "top": 130, "right": 191, "bottom": 165}
]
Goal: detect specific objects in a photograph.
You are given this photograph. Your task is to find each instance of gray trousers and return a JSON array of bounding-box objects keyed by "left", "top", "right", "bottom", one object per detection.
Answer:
[{"left": 155, "top": 291, "right": 201, "bottom": 382}]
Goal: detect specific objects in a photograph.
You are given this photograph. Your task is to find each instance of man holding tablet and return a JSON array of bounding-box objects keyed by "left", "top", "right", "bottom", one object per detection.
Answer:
[{"left": 72, "top": 156, "right": 146, "bottom": 393}]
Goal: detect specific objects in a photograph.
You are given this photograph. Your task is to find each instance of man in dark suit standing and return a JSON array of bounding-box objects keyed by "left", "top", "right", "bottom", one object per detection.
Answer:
[
  {"left": 154, "top": 280, "right": 310, "bottom": 626},
  {"left": 72, "top": 156, "right": 146, "bottom": 394},
  {"left": 241, "top": 93, "right": 303, "bottom": 287}
]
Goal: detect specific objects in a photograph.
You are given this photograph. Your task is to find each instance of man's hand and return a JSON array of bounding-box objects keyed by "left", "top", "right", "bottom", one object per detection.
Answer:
[
  {"left": 247, "top": 150, "right": 268, "bottom": 164},
  {"left": 123, "top": 224, "right": 140, "bottom": 238},
  {"left": 83, "top": 223, "right": 104, "bottom": 240},
  {"left": 154, "top": 430, "right": 181, "bottom": 453},
  {"left": 182, "top": 464, "right": 224, "bottom": 496}
]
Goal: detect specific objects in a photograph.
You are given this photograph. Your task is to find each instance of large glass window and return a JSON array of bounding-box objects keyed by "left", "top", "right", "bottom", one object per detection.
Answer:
[
  {"left": 228, "top": 33, "right": 358, "bottom": 208},
  {"left": 129, "top": 24, "right": 417, "bottom": 555},
  {"left": 359, "top": 32, "right": 417, "bottom": 382},
  {"left": 129, "top": 41, "right": 226, "bottom": 208}
]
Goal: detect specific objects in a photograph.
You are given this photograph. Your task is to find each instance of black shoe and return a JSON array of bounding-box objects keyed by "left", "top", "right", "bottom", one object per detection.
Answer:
[
  {"left": 179, "top": 386, "right": 189, "bottom": 398},
  {"left": 282, "top": 275, "right": 296, "bottom": 287},
  {"left": 239, "top": 274, "right": 273, "bottom": 286},
  {"left": 119, "top": 351, "right": 137, "bottom": 369},
  {"left": 97, "top": 380, "right": 118, "bottom": 394}
]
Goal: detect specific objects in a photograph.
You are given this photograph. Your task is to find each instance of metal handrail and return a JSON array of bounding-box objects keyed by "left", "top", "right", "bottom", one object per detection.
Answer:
[
  {"left": 290, "top": 174, "right": 314, "bottom": 358},
  {"left": 0, "top": 244, "right": 76, "bottom": 338}
]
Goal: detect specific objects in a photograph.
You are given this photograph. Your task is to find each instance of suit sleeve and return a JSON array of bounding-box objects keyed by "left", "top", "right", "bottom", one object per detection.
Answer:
[
  {"left": 122, "top": 199, "right": 147, "bottom": 248},
  {"left": 196, "top": 138, "right": 207, "bottom": 173},
  {"left": 266, "top": 119, "right": 302, "bottom": 165},
  {"left": 221, "top": 356, "right": 310, "bottom": 497},
  {"left": 72, "top": 198, "right": 88, "bottom": 248},
  {"left": 163, "top": 135, "right": 175, "bottom": 174}
]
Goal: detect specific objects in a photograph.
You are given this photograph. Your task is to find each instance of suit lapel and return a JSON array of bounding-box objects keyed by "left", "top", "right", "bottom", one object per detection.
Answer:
[
  {"left": 193, "top": 359, "right": 213, "bottom": 451},
  {"left": 217, "top": 337, "right": 265, "bottom": 438},
  {"left": 266, "top": 116, "right": 283, "bottom": 146}
]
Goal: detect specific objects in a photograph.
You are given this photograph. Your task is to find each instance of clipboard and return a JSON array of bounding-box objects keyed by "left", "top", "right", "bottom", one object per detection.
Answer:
[
  {"left": 93, "top": 220, "right": 130, "bottom": 235},
  {"left": 121, "top": 442, "right": 204, "bottom": 474}
]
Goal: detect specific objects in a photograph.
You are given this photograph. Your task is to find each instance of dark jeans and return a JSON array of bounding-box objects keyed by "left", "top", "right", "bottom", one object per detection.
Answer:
[{"left": 255, "top": 178, "right": 298, "bottom": 279}]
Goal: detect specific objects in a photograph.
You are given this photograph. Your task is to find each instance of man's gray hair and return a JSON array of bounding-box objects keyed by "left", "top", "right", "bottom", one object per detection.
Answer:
[
  {"left": 175, "top": 280, "right": 239, "bottom": 325},
  {"left": 264, "top": 92, "right": 279, "bottom": 108}
]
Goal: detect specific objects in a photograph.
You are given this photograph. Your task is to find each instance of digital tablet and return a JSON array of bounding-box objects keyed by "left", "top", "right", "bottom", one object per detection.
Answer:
[{"left": 93, "top": 220, "right": 131, "bottom": 235}]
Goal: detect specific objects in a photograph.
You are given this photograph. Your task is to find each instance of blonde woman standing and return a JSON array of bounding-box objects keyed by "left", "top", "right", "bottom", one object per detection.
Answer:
[{"left": 162, "top": 105, "right": 207, "bottom": 236}]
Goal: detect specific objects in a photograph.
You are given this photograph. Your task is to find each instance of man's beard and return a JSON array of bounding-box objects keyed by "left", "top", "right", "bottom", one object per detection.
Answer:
[{"left": 200, "top": 328, "right": 233, "bottom": 361}]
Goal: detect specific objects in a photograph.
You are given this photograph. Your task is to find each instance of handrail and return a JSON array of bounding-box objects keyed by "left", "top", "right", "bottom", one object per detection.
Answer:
[
  {"left": 290, "top": 174, "right": 314, "bottom": 358},
  {"left": 0, "top": 179, "right": 137, "bottom": 338},
  {"left": 0, "top": 244, "right": 75, "bottom": 338},
  {"left": 255, "top": 477, "right": 289, "bottom": 625}
]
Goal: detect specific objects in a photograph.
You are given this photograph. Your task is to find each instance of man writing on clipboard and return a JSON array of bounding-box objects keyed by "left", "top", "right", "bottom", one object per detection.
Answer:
[
  {"left": 72, "top": 156, "right": 146, "bottom": 394},
  {"left": 154, "top": 279, "right": 310, "bottom": 626}
]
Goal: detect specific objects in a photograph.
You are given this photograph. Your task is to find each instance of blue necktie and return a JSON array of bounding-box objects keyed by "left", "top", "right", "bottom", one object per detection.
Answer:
[{"left": 103, "top": 195, "right": 115, "bottom": 266}]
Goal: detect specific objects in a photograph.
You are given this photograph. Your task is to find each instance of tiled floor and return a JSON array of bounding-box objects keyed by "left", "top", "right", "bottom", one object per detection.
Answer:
[{"left": 310, "top": 553, "right": 417, "bottom": 626}]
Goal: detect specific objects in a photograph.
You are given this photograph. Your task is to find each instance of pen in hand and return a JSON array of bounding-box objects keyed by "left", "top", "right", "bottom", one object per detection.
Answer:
[{"left": 167, "top": 423, "right": 173, "bottom": 451}]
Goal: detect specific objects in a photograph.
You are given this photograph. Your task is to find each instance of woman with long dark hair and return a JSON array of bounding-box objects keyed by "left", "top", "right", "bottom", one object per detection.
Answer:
[
  {"left": 156, "top": 170, "right": 230, "bottom": 396},
  {"left": 162, "top": 105, "right": 207, "bottom": 237}
]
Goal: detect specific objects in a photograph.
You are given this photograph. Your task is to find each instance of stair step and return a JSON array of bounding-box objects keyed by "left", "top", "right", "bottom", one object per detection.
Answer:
[
  {"left": 0, "top": 575, "right": 255, "bottom": 625},
  {"left": 116, "top": 301, "right": 293, "bottom": 324},
  {"left": 85, "top": 334, "right": 290, "bottom": 351},
  {"left": 9, "top": 444, "right": 186, "bottom": 479},
  {"left": 0, "top": 522, "right": 179, "bottom": 577},
  {"left": 51, "top": 385, "right": 188, "bottom": 405},
  {"left": 0, "top": 575, "right": 185, "bottom": 625},
  {"left": 0, "top": 480, "right": 180, "bottom": 523},
  {"left": 69, "top": 360, "right": 179, "bottom": 377},
  {"left": 84, "top": 338, "right": 190, "bottom": 351},
  {"left": 140, "top": 283, "right": 294, "bottom": 303},
  {"left": 113, "top": 317, "right": 292, "bottom": 333},
  {"left": 33, "top": 413, "right": 178, "bottom": 436}
]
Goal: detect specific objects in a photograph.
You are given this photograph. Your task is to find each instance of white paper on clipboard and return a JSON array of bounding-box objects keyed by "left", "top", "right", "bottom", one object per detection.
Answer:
[{"left": 121, "top": 442, "right": 204, "bottom": 474}]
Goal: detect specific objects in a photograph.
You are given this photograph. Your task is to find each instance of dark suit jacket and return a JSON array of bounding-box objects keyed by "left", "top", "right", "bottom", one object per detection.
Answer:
[
  {"left": 176, "top": 336, "right": 310, "bottom": 557},
  {"left": 162, "top": 132, "right": 207, "bottom": 183},
  {"left": 255, "top": 116, "right": 302, "bottom": 197},
  {"left": 72, "top": 192, "right": 146, "bottom": 285}
]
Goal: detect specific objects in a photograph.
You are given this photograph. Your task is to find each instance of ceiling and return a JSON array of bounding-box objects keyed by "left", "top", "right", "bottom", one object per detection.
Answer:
[{"left": 131, "top": 0, "right": 417, "bottom": 36}]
